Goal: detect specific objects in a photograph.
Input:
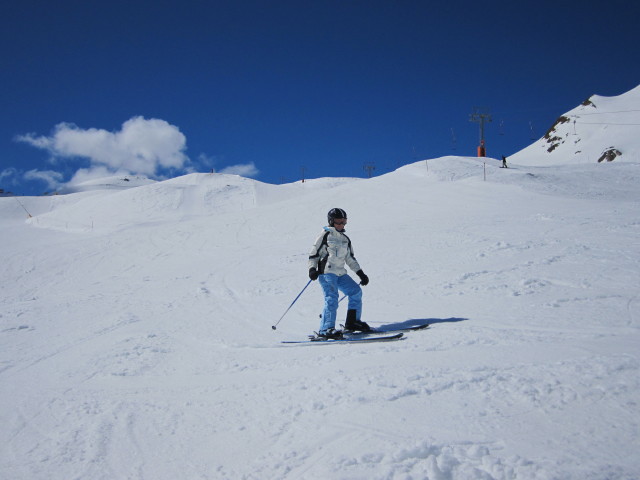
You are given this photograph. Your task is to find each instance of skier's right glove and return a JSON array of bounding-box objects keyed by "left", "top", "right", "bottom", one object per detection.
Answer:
[{"left": 309, "top": 268, "right": 319, "bottom": 281}]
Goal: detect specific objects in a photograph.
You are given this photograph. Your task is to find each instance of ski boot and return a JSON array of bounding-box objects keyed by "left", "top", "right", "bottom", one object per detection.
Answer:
[
  {"left": 312, "top": 328, "right": 344, "bottom": 341},
  {"left": 344, "top": 309, "right": 371, "bottom": 332}
]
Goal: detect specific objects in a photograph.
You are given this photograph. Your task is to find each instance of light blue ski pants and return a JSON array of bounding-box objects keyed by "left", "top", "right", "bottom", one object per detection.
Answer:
[{"left": 318, "top": 273, "right": 362, "bottom": 333}]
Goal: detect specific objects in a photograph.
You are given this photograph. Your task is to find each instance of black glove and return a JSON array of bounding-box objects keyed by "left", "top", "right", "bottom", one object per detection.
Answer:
[
  {"left": 356, "top": 270, "right": 369, "bottom": 286},
  {"left": 309, "top": 268, "right": 319, "bottom": 281}
]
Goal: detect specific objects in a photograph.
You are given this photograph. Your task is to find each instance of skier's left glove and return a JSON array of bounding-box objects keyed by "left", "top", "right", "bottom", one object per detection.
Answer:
[{"left": 356, "top": 270, "right": 369, "bottom": 286}]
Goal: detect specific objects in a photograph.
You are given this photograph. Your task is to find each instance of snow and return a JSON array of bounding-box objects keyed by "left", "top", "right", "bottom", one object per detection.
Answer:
[
  {"left": 2, "top": 90, "right": 640, "bottom": 479},
  {"left": 511, "top": 84, "right": 640, "bottom": 166}
]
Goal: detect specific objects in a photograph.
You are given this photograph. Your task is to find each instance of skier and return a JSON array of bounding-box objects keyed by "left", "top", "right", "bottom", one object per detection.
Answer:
[
  {"left": 308, "top": 208, "right": 371, "bottom": 339},
  {"left": 502, "top": 155, "right": 508, "bottom": 168}
]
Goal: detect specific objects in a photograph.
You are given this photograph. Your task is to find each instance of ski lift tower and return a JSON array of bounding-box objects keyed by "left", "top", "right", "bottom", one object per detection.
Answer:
[
  {"left": 469, "top": 107, "right": 492, "bottom": 157},
  {"left": 363, "top": 162, "right": 376, "bottom": 178}
]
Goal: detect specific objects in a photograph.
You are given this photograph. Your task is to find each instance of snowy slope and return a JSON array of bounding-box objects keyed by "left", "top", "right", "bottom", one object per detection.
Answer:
[
  {"left": 512, "top": 84, "right": 640, "bottom": 165},
  {"left": 22, "top": 173, "right": 359, "bottom": 233},
  {"left": 2, "top": 154, "right": 639, "bottom": 479}
]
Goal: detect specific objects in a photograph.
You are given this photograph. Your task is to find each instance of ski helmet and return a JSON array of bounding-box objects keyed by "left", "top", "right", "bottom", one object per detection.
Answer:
[{"left": 327, "top": 208, "right": 347, "bottom": 226}]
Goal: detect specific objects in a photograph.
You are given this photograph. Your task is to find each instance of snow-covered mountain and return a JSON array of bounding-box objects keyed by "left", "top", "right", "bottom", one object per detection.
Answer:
[
  {"left": 2, "top": 87, "right": 640, "bottom": 479},
  {"left": 512, "top": 84, "right": 640, "bottom": 165}
]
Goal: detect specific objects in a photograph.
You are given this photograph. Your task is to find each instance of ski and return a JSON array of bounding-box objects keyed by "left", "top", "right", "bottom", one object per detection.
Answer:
[
  {"left": 341, "top": 323, "right": 430, "bottom": 336},
  {"left": 281, "top": 332, "right": 404, "bottom": 344}
]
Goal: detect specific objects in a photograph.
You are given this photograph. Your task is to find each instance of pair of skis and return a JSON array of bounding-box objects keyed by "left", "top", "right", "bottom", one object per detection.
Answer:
[{"left": 281, "top": 322, "right": 430, "bottom": 345}]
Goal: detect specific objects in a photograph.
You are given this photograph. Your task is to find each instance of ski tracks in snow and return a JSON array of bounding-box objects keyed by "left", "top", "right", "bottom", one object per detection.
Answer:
[
  {"left": 3, "top": 163, "right": 640, "bottom": 479},
  {"left": 236, "top": 344, "right": 640, "bottom": 479},
  {"left": 237, "top": 359, "right": 554, "bottom": 480}
]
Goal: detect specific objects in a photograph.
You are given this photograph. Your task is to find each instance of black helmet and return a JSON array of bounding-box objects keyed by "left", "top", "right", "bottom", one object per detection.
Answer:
[{"left": 328, "top": 208, "right": 347, "bottom": 226}]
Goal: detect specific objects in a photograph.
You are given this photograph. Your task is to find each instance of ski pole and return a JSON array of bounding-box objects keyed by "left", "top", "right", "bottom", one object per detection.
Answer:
[{"left": 272, "top": 279, "right": 312, "bottom": 330}]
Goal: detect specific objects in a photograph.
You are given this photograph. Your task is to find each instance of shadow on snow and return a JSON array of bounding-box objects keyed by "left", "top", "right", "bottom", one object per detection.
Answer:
[{"left": 375, "top": 317, "right": 468, "bottom": 331}]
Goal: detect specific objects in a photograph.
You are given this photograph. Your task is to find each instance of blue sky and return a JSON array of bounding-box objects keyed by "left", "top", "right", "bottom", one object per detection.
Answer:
[{"left": 2, "top": 0, "right": 639, "bottom": 195}]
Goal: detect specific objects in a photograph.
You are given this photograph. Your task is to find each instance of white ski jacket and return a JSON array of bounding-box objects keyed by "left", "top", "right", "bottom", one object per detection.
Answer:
[{"left": 308, "top": 226, "right": 362, "bottom": 277}]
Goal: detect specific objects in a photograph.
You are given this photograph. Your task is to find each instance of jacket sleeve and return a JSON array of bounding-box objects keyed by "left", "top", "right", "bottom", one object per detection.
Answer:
[
  {"left": 345, "top": 242, "right": 362, "bottom": 273},
  {"left": 308, "top": 232, "right": 327, "bottom": 270}
]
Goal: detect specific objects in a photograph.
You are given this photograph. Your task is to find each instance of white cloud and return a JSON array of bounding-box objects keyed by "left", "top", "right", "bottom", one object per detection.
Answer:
[
  {"left": 16, "top": 116, "right": 189, "bottom": 176},
  {"left": 196, "top": 153, "right": 259, "bottom": 178},
  {"left": 1, "top": 167, "right": 18, "bottom": 181},
  {"left": 15, "top": 117, "right": 261, "bottom": 193},
  {"left": 66, "top": 166, "right": 128, "bottom": 186},
  {"left": 197, "top": 153, "right": 217, "bottom": 169},
  {"left": 24, "top": 169, "right": 64, "bottom": 191},
  {"left": 219, "top": 162, "right": 259, "bottom": 177}
]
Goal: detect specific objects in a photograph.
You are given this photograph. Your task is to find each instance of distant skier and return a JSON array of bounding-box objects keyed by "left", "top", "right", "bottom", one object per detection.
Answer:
[
  {"left": 308, "top": 208, "right": 371, "bottom": 339},
  {"left": 502, "top": 155, "right": 508, "bottom": 168}
]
